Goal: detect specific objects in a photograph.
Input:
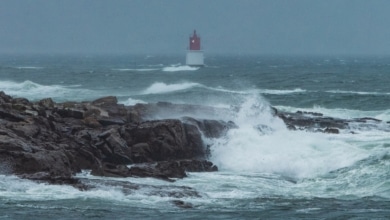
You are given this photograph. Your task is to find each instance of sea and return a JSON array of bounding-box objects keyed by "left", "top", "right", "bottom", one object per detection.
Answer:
[{"left": 0, "top": 54, "right": 390, "bottom": 219}]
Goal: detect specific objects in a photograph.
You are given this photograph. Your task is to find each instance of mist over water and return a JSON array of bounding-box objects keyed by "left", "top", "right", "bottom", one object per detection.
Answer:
[{"left": 1, "top": 55, "right": 390, "bottom": 218}]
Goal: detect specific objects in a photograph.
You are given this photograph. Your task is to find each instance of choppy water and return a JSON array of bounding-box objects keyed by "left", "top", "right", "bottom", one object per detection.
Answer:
[{"left": 1, "top": 54, "right": 390, "bottom": 219}]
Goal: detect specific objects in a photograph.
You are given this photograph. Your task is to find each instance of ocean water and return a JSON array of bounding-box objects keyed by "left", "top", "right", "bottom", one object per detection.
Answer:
[{"left": 1, "top": 54, "right": 390, "bottom": 219}]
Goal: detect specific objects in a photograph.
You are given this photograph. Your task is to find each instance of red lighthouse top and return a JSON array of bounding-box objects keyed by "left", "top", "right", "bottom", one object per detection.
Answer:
[{"left": 189, "top": 30, "right": 201, "bottom": 50}]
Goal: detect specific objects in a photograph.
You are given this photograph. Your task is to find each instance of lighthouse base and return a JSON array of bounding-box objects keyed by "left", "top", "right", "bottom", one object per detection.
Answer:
[{"left": 186, "top": 50, "right": 204, "bottom": 67}]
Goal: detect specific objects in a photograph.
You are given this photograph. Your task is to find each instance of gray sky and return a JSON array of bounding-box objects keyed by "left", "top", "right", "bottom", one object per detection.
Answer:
[{"left": 1, "top": 0, "right": 390, "bottom": 55}]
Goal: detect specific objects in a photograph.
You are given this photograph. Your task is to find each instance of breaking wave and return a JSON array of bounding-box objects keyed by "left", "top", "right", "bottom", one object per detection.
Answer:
[
  {"left": 162, "top": 65, "right": 199, "bottom": 72},
  {"left": 0, "top": 80, "right": 91, "bottom": 101},
  {"left": 120, "top": 97, "right": 147, "bottom": 106},
  {"left": 141, "top": 82, "right": 201, "bottom": 94},
  {"left": 210, "top": 94, "right": 369, "bottom": 179},
  {"left": 13, "top": 66, "right": 44, "bottom": 70},
  {"left": 326, "top": 90, "right": 390, "bottom": 96},
  {"left": 259, "top": 88, "right": 306, "bottom": 95}
]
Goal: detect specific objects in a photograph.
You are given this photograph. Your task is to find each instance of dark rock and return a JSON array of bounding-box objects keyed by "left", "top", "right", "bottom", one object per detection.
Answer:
[
  {"left": 97, "top": 128, "right": 132, "bottom": 164},
  {"left": 0, "top": 91, "right": 12, "bottom": 103},
  {"left": 56, "top": 108, "right": 84, "bottom": 119},
  {"left": 277, "top": 111, "right": 348, "bottom": 131},
  {"left": 82, "top": 116, "right": 102, "bottom": 128},
  {"left": 353, "top": 117, "right": 382, "bottom": 123},
  {"left": 120, "top": 119, "right": 206, "bottom": 162},
  {"left": 183, "top": 117, "right": 237, "bottom": 138},
  {"left": 3, "top": 91, "right": 386, "bottom": 189},
  {"left": 91, "top": 159, "right": 218, "bottom": 182},
  {"left": 175, "top": 159, "right": 218, "bottom": 172},
  {"left": 0, "top": 109, "right": 26, "bottom": 122},
  {"left": 171, "top": 200, "right": 193, "bottom": 208},
  {"left": 78, "top": 178, "right": 200, "bottom": 198},
  {"left": 92, "top": 96, "right": 118, "bottom": 106},
  {"left": 97, "top": 117, "right": 126, "bottom": 126},
  {"left": 1, "top": 148, "right": 74, "bottom": 179},
  {"left": 324, "top": 127, "right": 340, "bottom": 134},
  {"left": 38, "top": 98, "right": 55, "bottom": 109}
]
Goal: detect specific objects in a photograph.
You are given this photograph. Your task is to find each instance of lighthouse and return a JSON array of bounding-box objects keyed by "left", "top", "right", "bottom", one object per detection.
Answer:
[{"left": 186, "top": 30, "right": 204, "bottom": 67}]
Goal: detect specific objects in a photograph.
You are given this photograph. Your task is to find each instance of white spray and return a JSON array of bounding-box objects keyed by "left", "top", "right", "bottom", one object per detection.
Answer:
[{"left": 210, "top": 94, "right": 367, "bottom": 179}]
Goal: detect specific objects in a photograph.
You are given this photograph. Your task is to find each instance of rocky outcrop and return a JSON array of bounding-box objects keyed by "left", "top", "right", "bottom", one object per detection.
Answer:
[
  {"left": 0, "top": 91, "right": 221, "bottom": 185},
  {"left": 275, "top": 109, "right": 389, "bottom": 133},
  {"left": 1, "top": 90, "right": 388, "bottom": 188}
]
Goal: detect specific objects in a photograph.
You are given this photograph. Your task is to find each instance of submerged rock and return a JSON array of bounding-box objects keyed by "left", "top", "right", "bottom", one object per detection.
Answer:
[{"left": 90, "top": 159, "right": 218, "bottom": 182}]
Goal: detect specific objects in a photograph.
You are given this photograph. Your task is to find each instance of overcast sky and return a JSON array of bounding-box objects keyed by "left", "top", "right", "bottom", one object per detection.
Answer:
[{"left": 1, "top": 0, "right": 390, "bottom": 55}]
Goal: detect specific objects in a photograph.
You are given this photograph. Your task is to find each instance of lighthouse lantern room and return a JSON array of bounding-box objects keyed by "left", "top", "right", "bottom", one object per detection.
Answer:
[
  {"left": 189, "top": 30, "right": 201, "bottom": 50},
  {"left": 186, "top": 30, "right": 204, "bottom": 67}
]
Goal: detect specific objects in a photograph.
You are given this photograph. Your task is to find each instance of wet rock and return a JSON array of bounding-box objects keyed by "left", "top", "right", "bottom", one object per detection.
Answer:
[
  {"left": 277, "top": 111, "right": 348, "bottom": 131},
  {"left": 97, "top": 117, "right": 126, "bottom": 126},
  {"left": 97, "top": 128, "right": 132, "bottom": 164},
  {"left": 182, "top": 117, "right": 237, "bottom": 138},
  {"left": 38, "top": 98, "right": 55, "bottom": 109},
  {"left": 56, "top": 108, "right": 84, "bottom": 119},
  {"left": 120, "top": 120, "right": 206, "bottom": 162},
  {"left": 171, "top": 200, "right": 193, "bottom": 208},
  {"left": 91, "top": 159, "right": 218, "bottom": 181},
  {"left": 0, "top": 109, "right": 26, "bottom": 122},
  {"left": 2, "top": 91, "right": 388, "bottom": 189},
  {"left": 176, "top": 159, "right": 218, "bottom": 172},
  {"left": 82, "top": 116, "right": 102, "bottom": 128},
  {"left": 324, "top": 127, "right": 340, "bottom": 134},
  {"left": 92, "top": 96, "right": 118, "bottom": 106},
  {"left": 0, "top": 91, "right": 12, "bottom": 103},
  {"left": 78, "top": 178, "right": 201, "bottom": 198}
]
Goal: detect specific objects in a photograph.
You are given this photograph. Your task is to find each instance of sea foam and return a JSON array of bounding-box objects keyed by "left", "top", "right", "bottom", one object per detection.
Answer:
[
  {"left": 210, "top": 94, "right": 368, "bottom": 179},
  {"left": 120, "top": 97, "right": 147, "bottom": 106}
]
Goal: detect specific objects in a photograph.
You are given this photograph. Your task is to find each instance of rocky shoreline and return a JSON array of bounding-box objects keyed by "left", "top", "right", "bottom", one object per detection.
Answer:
[{"left": 1, "top": 91, "right": 389, "bottom": 205}]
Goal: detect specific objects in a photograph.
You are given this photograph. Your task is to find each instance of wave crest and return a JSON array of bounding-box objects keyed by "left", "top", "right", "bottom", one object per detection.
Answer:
[
  {"left": 0, "top": 80, "right": 90, "bottom": 101},
  {"left": 210, "top": 94, "right": 368, "bottom": 179},
  {"left": 162, "top": 65, "right": 199, "bottom": 72},
  {"left": 141, "top": 82, "right": 201, "bottom": 95}
]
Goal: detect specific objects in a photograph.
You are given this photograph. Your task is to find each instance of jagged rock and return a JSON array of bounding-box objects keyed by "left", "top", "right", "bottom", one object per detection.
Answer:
[
  {"left": 171, "top": 200, "right": 193, "bottom": 208},
  {"left": 97, "top": 127, "right": 132, "bottom": 164},
  {"left": 1, "top": 91, "right": 388, "bottom": 189},
  {"left": 97, "top": 117, "right": 126, "bottom": 126},
  {"left": 91, "top": 159, "right": 218, "bottom": 181},
  {"left": 92, "top": 96, "right": 118, "bottom": 106},
  {"left": 173, "top": 159, "right": 218, "bottom": 172},
  {"left": 324, "top": 127, "right": 340, "bottom": 134},
  {"left": 38, "top": 98, "right": 55, "bottom": 109},
  {"left": 0, "top": 91, "right": 12, "bottom": 103},
  {"left": 78, "top": 178, "right": 201, "bottom": 198},
  {"left": 0, "top": 109, "right": 26, "bottom": 122},
  {"left": 92, "top": 96, "right": 128, "bottom": 119},
  {"left": 82, "top": 116, "right": 102, "bottom": 128},
  {"left": 55, "top": 108, "right": 84, "bottom": 119},
  {"left": 1, "top": 148, "right": 74, "bottom": 179},
  {"left": 182, "top": 117, "right": 237, "bottom": 138},
  {"left": 277, "top": 111, "right": 348, "bottom": 131},
  {"left": 120, "top": 119, "right": 205, "bottom": 162}
]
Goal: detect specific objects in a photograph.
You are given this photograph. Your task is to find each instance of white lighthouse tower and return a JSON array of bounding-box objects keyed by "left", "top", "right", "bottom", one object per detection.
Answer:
[{"left": 186, "top": 30, "right": 204, "bottom": 67}]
